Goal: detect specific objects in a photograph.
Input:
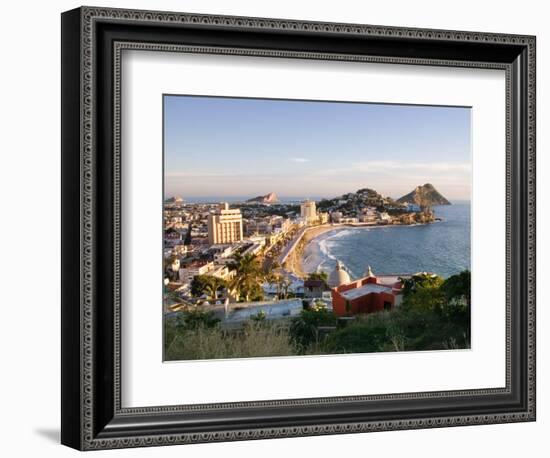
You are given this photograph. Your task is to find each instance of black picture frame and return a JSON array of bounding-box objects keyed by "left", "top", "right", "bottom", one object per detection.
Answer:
[{"left": 61, "top": 6, "right": 536, "bottom": 450}]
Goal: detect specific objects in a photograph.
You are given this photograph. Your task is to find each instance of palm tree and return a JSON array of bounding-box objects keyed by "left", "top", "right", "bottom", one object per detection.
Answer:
[
  {"left": 202, "top": 276, "right": 226, "bottom": 300},
  {"left": 279, "top": 277, "right": 291, "bottom": 299},
  {"left": 307, "top": 271, "right": 329, "bottom": 289},
  {"left": 265, "top": 270, "right": 281, "bottom": 299},
  {"left": 228, "top": 253, "right": 264, "bottom": 302}
]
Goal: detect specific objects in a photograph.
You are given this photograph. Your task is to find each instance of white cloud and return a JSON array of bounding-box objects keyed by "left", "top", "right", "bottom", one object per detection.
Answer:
[
  {"left": 311, "top": 160, "right": 470, "bottom": 177},
  {"left": 290, "top": 157, "right": 310, "bottom": 163},
  {"left": 354, "top": 160, "right": 471, "bottom": 173},
  {"left": 165, "top": 159, "right": 472, "bottom": 200}
]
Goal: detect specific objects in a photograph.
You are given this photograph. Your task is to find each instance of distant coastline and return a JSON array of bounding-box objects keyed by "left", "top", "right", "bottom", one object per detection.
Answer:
[
  {"left": 293, "top": 203, "right": 470, "bottom": 279},
  {"left": 165, "top": 196, "right": 472, "bottom": 205}
]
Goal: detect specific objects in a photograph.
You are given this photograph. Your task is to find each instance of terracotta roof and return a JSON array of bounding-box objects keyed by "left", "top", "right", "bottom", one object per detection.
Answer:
[{"left": 166, "top": 282, "right": 183, "bottom": 291}]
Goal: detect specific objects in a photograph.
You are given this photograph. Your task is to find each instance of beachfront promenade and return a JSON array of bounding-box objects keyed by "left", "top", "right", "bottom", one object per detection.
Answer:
[{"left": 278, "top": 227, "right": 307, "bottom": 265}]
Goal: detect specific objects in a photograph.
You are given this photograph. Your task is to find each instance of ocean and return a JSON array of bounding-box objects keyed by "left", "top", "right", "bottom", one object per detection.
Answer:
[{"left": 302, "top": 203, "right": 471, "bottom": 279}]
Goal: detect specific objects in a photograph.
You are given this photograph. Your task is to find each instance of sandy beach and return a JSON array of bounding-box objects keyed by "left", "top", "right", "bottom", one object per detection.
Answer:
[
  {"left": 283, "top": 221, "right": 440, "bottom": 278},
  {"left": 282, "top": 224, "right": 343, "bottom": 278}
]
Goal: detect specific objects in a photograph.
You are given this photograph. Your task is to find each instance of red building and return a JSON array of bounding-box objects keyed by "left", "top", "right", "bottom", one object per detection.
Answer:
[{"left": 331, "top": 267, "right": 405, "bottom": 317}]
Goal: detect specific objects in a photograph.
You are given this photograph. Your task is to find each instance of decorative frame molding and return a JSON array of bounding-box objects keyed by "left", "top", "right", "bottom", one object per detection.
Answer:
[{"left": 61, "top": 6, "right": 536, "bottom": 450}]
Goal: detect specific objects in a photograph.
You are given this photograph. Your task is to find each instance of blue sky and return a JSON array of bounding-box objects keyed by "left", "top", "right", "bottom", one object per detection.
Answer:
[{"left": 164, "top": 95, "right": 471, "bottom": 201}]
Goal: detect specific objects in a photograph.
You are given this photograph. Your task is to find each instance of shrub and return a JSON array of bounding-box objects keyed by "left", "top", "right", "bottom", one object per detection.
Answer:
[
  {"left": 289, "top": 305, "right": 337, "bottom": 353},
  {"left": 170, "top": 308, "right": 220, "bottom": 331},
  {"left": 250, "top": 310, "right": 267, "bottom": 322},
  {"left": 441, "top": 270, "right": 471, "bottom": 304},
  {"left": 322, "top": 312, "right": 392, "bottom": 353},
  {"left": 322, "top": 306, "right": 470, "bottom": 354},
  {"left": 164, "top": 322, "right": 297, "bottom": 361}
]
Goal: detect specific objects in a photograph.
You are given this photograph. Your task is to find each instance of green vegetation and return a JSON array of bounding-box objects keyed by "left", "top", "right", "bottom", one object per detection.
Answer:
[
  {"left": 323, "top": 271, "right": 471, "bottom": 353},
  {"left": 441, "top": 270, "right": 471, "bottom": 306},
  {"left": 250, "top": 310, "right": 267, "bottom": 322},
  {"left": 165, "top": 271, "right": 471, "bottom": 360},
  {"left": 400, "top": 272, "right": 446, "bottom": 312},
  {"left": 317, "top": 187, "right": 396, "bottom": 214},
  {"left": 228, "top": 253, "right": 265, "bottom": 302},
  {"left": 164, "top": 308, "right": 220, "bottom": 357},
  {"left": 306, "top": 271, "right": 329, "bottom": 288},
  {"left": 289, "top": 303, "right": 337, "bottom": 353},
  {"left": 265, "top": 270, "right": 292, "bottom": 300},
  {"left": 322, "top": 306, "right": 469, "bottom": 354},
  {"left": 165, "top": 316, "right": 296, "bottom": 360},
  {"left": 239, "top": 203, "right": 300, "bottom": 219},
  {"left": 190, "top": 275, "right": 227, "bottom": 300},
  {"left": 180, "top": 308, "right": 221, "bottom": 329}
]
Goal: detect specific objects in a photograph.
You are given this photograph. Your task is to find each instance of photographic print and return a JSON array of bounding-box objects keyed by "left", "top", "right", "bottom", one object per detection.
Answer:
[{"left": 163, "top": 95, "right": 472, "bottom": 361}]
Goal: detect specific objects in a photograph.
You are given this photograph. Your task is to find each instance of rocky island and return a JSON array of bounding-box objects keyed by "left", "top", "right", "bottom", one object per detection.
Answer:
[
  {"left": 397, "top": 183, "right": 451, "bottom": 207},
  {"left": 246, "top": 192, "right": 279, "bottom": 204}
]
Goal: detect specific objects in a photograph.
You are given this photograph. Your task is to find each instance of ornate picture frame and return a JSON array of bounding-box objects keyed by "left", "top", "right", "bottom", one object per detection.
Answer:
[{"left": 61, "top": 6, "right": 536, "bottom": 450}]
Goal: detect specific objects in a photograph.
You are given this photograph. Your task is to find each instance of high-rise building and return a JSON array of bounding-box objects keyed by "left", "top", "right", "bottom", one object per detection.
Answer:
[
  {"left": 207, "top": 203, "right": 243, "bottom": 245},
  {"left": 300, "top": 199, "right": 317, "bottom": 225}
]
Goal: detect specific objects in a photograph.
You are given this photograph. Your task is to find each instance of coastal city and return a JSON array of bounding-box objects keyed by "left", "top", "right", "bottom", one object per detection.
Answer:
[
  {"left": 163, "top": 96, "right": 471, "bottom": 360},
  {"left": 164, "top": 186, "right": 440, "bottom": 311},
  {"left": 163, "top": 184, "right": 470, "bottom": 360}
]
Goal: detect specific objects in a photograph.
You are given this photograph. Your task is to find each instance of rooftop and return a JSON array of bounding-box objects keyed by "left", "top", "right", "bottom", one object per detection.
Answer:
[
  {"left": 304, "top": 279, "right": 325, "bottom": 288},
  {"left": 340, "top": 283, "right": 392, "bottom": 301},
  {"left": 376, "top": 275, "right": 406, "bottom": 287},
  {"left": 223, "top": 299, "right": 303, "bottom": 324}
]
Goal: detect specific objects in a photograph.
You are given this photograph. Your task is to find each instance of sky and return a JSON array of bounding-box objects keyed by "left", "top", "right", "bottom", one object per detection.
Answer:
[{"left": 164, "top": 95, "right": 471, "bottom": 201}]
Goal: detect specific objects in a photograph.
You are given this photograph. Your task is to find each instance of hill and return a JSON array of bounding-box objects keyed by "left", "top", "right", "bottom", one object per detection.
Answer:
[
  {"left": 164, "top": 196, "right": 184, "bottom": 204},
  {"left": 246, "top": 192, "right": 279, "bottom": 204},
  {"left": 317, "top": 188, "right": 396, "bottom": 212},
  {"left": 397, "top": 184, "right": 451, "bottom": 207}
]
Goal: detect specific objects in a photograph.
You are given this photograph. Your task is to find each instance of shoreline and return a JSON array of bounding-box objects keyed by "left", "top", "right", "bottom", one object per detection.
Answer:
[
  {"left": 284, "top": 221, "right": 437, "bottom": 278},
  {"left": 282, "top": 224, "right": 336, "bottom": 278}
]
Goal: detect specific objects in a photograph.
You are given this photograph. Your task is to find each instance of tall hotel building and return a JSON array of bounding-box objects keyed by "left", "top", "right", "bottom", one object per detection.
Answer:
[
  {"left": 207, "top": 203, "right": 244, "bottom": 245},
  {"left": 300, "top": 199, "right": 317, "bottom": 225}
]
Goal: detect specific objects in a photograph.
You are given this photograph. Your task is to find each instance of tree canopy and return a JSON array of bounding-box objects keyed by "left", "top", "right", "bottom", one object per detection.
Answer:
[
  {"left": 228, "top": 253, "right": 265, "bottom": 302},
  {"left": 307, "top": 271, "right": 329, "bottom": 288},
  {"left": 190, "top": 275, "right": 227, "bottom": 299},
  {"left": 441, "top": 270, "right": 471, "bottom": 305}
]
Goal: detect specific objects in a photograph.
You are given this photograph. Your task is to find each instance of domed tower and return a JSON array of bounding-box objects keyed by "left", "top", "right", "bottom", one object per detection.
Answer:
[
  {"left": 328, "top": 261, "right": 351, "bottom": 288},
  {"left": 365, "top": 265, "right": 375, "bottom": 278},
  {"left": 363, "top": 264, "right": 378, "bottom": 284}
]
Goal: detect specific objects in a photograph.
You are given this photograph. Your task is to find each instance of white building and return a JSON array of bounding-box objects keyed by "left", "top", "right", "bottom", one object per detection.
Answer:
[
  {"left": 177, "top": 261, "right": 215, "bottom": 284},
  {"left": 300, "top": 199, "right": 317, "bottom": 225},
  {"left": 330, "top": 211, "right": 343, "bottom": 223},
  {"left": 207, "top": 202, "right": 243, "bottom": 245},
  {"left": 172, "top": 244, "right": 188, "bottom": 256},
  {"left": 379, "top": 211, "right": 392, "bottom": 222},
  {"left": 212, "top": 245, "right": 236, "bottom": 263},
  {"left": 210, "top": 265, "right": 235, "bottom": 282}
]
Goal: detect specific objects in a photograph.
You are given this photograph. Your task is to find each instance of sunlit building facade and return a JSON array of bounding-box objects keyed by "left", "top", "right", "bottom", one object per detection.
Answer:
[
  {"left": 300, "top": 199, "right": 317, "bottom": 225},
  {"left": 207, "top": 203, "right": 243, "bottom": 245}
]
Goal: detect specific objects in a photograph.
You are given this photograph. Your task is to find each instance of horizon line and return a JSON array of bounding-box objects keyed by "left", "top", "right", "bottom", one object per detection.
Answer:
[{"left": 164, "top": 195, "right": 472, "bottom": 201}]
